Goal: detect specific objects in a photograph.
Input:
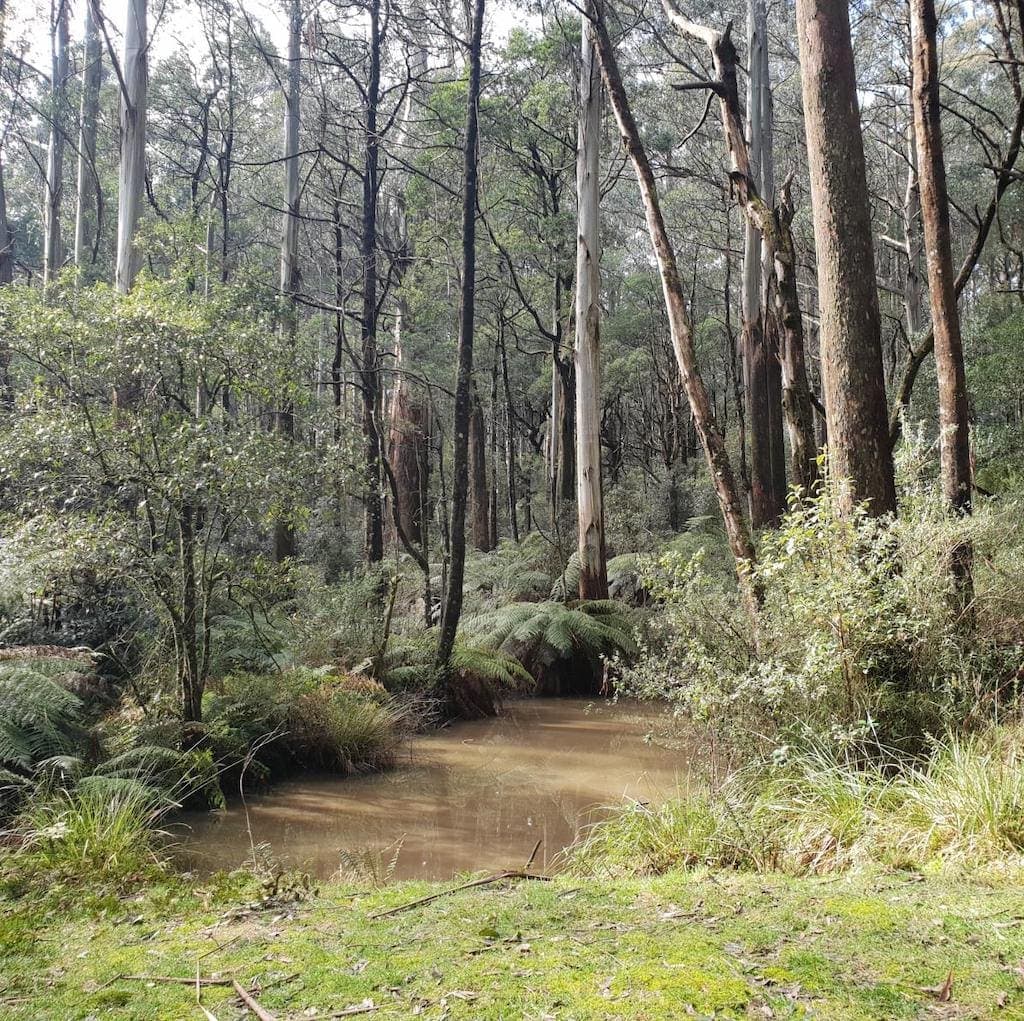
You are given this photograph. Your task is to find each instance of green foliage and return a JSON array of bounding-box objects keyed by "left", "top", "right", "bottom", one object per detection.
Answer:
[
  {"left": 572, "top": 727, "right": 1024, "bottom": 877},
  {"left": 0, "top": 663, "right": 83, "bottom": 772},
  {"left": 620, "top": 475, "right": 1024, "bottom": 752},
  {"left": 381, "top": 633, "right": 533, "bottom": 718},
  {"left": 465, "top": 600, "right": 636, "bottom": 695},
  {"left": 202, "top": 668, "right": 409, "bottom": 781}
]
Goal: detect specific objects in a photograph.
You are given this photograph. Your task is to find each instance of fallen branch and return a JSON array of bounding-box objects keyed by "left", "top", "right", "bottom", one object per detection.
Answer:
[
  {"left": 122, "top": 975, "right": 233, "bottom": 987},
  {"left": 232, "top": 979, "right": 277, "bottom": 1021},
  {"left": 368, "top": 870, "right": 551, "bottom": 919}
]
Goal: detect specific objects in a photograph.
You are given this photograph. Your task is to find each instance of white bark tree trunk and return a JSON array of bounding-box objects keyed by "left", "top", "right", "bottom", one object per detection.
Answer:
[
  {"left": 115, "top": 0, "right": 148, "bottom": 294},
  {"left": 74, "top": 1, "right": 103, "bottom": 272},
  {"left": 43, "top": 0, "right": 70, "bottom": 284},
  {"left": 574, "top": 10, "right": 608, "bottom": 600},
  {"left": 274, "top": 0, "right": 302, "bottom": 562}
]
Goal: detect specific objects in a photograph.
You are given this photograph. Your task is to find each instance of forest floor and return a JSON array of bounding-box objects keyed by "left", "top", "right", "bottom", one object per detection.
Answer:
[{"left": 3, "top": 868, "right": 1024, "bottom": 1020}]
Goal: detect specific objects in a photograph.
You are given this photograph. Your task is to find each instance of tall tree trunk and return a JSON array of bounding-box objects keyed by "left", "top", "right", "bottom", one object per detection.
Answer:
[
  {"left": 574, "top": 8, "right": 609, "bottom": 599},
  {"left": 591, "top": 3, "right": 761, "bottom": 622},
  {"left": 115, "top": 0, "right": 147, "bottom": 294},
  {"left": 274, "top": 0, "right": 301, "bottom": 562},
  {"left": 909, "top": 0, "right": 973, "bottom": 595},
  {"left": 75, "top": 1, "right": 103, "bottom": 272},
  {"left": 387, "top": 1, "right": 430, "bottom": 551},
  {"left": 361, "top": 0, "right": 385, "bottom": 565},
  {"left": 741, "top": 0, "right": 785, "bottom": 526},
  {"left": 794, "top": 0, "right": 897, "bottom": 516},
  {"left": 662, "top": 1, "right": 819, "bottom": 498},
  {"left": 469, "top": 386, "right": 492, "bottom": 551},
  {"left": 43, "top": 0, "right": 70, "bottom": 284},
  {"left": 903, "top": 122, "right": 925, "bottom": 336},
  {"left": 436, "top": 0, "right": 485, "bottom": 671}
]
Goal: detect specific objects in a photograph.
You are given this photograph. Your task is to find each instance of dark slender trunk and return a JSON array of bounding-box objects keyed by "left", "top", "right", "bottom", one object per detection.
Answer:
[
  {"left": 436, "top": 0, "right": 485, "bottom": 671},
  {"left": 469, "top": 386, "right": 492, "bottom": 551},
  {"left": 909, "top": 0, "right": 973, "bottom": 602},
  {"left": 361, "top": 0, "right": 385, "bottom": 564}
]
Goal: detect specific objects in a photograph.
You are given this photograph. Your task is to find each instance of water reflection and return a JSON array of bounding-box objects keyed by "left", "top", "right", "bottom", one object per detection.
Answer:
[{"left": 176, "top": 698, "right": 696, "bottom": 880}]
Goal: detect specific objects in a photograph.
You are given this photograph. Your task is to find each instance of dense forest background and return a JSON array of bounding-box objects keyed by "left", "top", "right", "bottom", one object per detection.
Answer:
[{"left": 0, "top": 0, "right": 1023, "bottom": 813}]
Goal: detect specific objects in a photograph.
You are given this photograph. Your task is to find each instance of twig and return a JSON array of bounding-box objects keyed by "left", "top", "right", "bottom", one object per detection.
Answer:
[
  {"left": 368, "top": 870, "right": 551, "bottom": 919},
  {"left": 122, "top": 975, "right": 233, "bottom": 987},
  {"left": 523, "top": 839, "right": 542, "bottom": 871},
  {"left": 232, "top": 979, "right": 277, "bottom": 1021}
]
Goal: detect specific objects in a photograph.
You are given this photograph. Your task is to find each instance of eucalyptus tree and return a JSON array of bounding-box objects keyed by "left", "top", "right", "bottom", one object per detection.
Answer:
[
  {"left": 795, "top": 0, "right": 896, "bottom": 516},
  {"left": 115, "top": 0, "right": 149, "bottom": 294},
  {"left": 74, "top": 0, "right": 103, "bottom": 272},
  {"left": 909, "top": 0, "right": 973, "bottom": 598},
  {"left": 574, "top": 4, "right": 608, "bottom": 599},
  {"left": 43, "top": 0, "right": 71, "bottom": 284}
]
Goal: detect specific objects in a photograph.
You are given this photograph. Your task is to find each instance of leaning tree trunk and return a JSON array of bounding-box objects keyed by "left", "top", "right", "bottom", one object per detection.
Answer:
[
  {"left": 591, "top": 2, "right": 761, "bottom": 623},
  {"left": 75, "top": 0, "right": 103, "bottom": 273},
  {"left": 43, "top": 0, "right": 70, "bottom": 284},
  {"left": 794, "top": 0, "right": 897, "bottom": 517},
  {"left": 909, "top": 0, "right": 973, "bottom": 599},
  {"left": 274, "top": 0, "right": 301, "bottom": 562},
  {"left": 115, "top": 0, "right": 147, "bottom": 294},
  {"left": 574, "top": 7, "right": 609, "bottom": 599},
  {"left": 436, "top": 0, "right": 485, "bottom": 671}
]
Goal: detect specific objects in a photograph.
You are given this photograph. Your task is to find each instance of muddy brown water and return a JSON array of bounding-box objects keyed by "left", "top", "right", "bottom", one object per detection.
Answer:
[{"left": 174, "top": 698, "right": 699, "bottom": 881}]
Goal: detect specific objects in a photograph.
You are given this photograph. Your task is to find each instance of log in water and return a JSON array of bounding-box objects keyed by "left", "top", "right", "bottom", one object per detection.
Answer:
[{"left": 175, "top": 698, "right": 698, "bottom": 880}]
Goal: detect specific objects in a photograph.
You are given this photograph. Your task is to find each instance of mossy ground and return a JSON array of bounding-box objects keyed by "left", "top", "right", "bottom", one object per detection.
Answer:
[{"left": 3, "top": 869, "right": 1024, "bottom": 1019}]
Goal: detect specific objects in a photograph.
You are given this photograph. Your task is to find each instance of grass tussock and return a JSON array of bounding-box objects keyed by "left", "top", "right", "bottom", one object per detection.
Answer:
[{"left": 571, "top": 727, "right": 1024, "bottom": 877}]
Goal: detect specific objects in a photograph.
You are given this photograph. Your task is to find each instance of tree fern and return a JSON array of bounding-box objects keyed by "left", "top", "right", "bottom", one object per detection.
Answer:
[
  {"left": 0, "top": 665, "right": 83, "bottom": 771},
  {"left": 464, "top": 600, "right": 637, "bottom": 695}
]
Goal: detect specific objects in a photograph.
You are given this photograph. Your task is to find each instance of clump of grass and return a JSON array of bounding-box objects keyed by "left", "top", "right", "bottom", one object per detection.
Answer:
[
  {"left": 3, "top": 780, "right": 168, "bottom": 891},
  {"left": 570, "top": 726, "right": 1024, "bottom": 877}
]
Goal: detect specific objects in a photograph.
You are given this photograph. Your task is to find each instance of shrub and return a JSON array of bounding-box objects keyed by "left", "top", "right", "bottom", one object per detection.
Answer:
[{"left": 619, "top": 476, "right": 1024, "bottom": 754}]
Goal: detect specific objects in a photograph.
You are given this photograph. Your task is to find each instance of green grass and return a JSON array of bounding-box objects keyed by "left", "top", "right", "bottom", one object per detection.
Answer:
[{"left": 2, "top": 868, "right": 1024, "bottom": 1019}]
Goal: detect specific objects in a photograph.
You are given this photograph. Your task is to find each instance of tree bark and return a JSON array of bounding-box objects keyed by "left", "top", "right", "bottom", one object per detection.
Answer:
[
  {"left": 436, "top": 0, "right": 485, "bottom": 671},
  {"left": 360, "top": 0, "right": 385, "bottom": 565},
  {"left": 43, "top": 0, "right": 70, "bottom": 284},
  {"left": 909, "top": 0, "right": 973, "bottom": 592},
  {"left": 794, "top": 0, "right": 896, "bottom": 516},
  {"left": 273, "top": 0, "right": 301, "bottom": 562},
  {"left": 662, "top": 0, "right": 818, "bottom": 500},
  {"left": 591, "top": 2, "right": 761, "bottom": 621},
  {"left": 741, "top": 0, "right": 785, "bottom": 526},
  {"left": 469, "top": 386, "right": 492, "bottom": 551},
  {"left": 75, "top": 1, "right": 103, "bottom": 272},
  {"left": 115, "top": 0, "right": 148, "bottom": 294},
  {"left": 574, "top": 8, "right": 609, "bottom": 599}
]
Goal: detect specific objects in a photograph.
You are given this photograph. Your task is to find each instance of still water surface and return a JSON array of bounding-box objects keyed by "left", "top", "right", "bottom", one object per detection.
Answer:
[{"left": 177, "top": 698, "right": 697, "bottom": 880}]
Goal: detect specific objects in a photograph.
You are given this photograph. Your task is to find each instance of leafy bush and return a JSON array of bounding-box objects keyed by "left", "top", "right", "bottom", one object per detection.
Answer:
[
  {"left": 382, "top": 633, "right": 533, "bottom": 718},
  {"left": 620, "top": 478, "right": 1024, "bottom": 753},
  {"left": 0, "top": 661, "right": 85, "bottom": 773}
]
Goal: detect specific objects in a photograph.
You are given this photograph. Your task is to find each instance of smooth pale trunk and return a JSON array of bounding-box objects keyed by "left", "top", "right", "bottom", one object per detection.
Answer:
[
  {"left": 43, "top": 0, "right": 70, "bottom": 284},
  {"left": 115, "top": 0, "right": 148, "bottom": 294},
  {"left": 574, "top": 11, "right": 608, "bottom": 599},
  {"left": 273, "top": 0, "right": 301, "bottom": 562},
  {"left": 75, "top": 1, "right": 103, "bottom": 271}
]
